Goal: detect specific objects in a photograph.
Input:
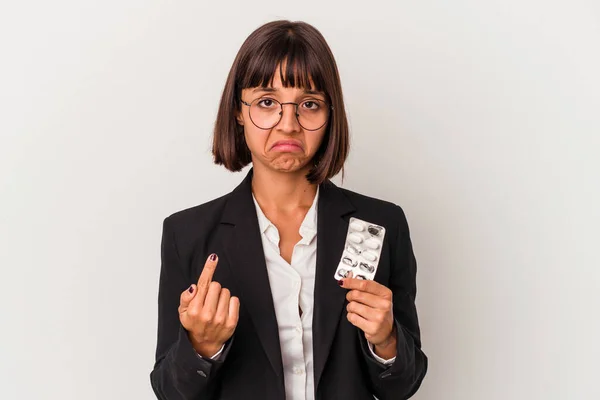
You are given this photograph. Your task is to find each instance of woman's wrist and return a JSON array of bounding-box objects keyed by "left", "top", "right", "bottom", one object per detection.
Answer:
[
  {"left": 188, "top": 332, "right": 223, "bottom": 358},
  {"left": 372, "top": 325, "right": 397, "bottom": 359}
]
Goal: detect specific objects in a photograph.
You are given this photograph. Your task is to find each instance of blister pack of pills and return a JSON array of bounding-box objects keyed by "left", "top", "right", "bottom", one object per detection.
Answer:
[{"left": 333, "top": 217, "right": 386, "bottom": 281}]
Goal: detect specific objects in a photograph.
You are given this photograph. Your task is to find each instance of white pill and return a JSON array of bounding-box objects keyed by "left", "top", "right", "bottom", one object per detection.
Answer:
[
  {"left": 365, "top": 238, "right": 380, "bottom": 250},
  {"left": 348, "top": 233, "right": 363, "bottom": 244},
  {"left": 346, "top": 245, "right": 361, "bottom": 255},
  {"left": 362, "top": 251, "right": 378, "bottom": 262},
  {"left": 350, "top": 221, "right": 365, "bottom": 231}
]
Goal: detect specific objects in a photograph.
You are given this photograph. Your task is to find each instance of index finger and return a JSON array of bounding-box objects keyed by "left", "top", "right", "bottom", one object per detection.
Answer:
[{"left": 340, "top": 278, "right": 391, "bottom": 298}]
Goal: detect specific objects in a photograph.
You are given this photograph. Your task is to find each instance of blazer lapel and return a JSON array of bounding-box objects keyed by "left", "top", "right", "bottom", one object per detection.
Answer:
[
  {"left": 220, "top": 170, "right": 284, "bottom": 384},
  {"left": 312, "top": 179, "right": 356, "bottom": 391}
]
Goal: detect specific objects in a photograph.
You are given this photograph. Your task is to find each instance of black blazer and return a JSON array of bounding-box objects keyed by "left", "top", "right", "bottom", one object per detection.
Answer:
[{"left": 150, "top": 169, "right": 427, "bottom": 400}]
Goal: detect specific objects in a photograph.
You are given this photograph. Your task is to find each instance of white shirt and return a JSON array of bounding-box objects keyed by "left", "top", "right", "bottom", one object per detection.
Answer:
[
  {"left": 202, "top": 187, "right": 394, "bottom": 399},
  {"left": 252, "top": 188, "right": 319, "bottom": 400}
]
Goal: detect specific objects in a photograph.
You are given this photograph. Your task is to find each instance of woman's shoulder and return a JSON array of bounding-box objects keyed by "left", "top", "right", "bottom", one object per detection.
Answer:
[
  {"left": 331, "top": 184, "right": 410, "bottom": 231},
  {"left": 163, "top": 192, "right": 233, "bottom": 230},
  {"left": 335, "top": 185, "right": 404, "bottom": 214}
]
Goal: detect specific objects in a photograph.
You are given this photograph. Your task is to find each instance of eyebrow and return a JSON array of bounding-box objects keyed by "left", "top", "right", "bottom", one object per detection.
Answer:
[{"left": 251, "top": 87, "right": 324, "bottom": 96}]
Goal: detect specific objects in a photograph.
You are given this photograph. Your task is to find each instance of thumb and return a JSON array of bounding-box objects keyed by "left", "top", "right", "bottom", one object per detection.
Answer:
[{"left": 179, "top": 284, "right": 197, "bottom": 310}]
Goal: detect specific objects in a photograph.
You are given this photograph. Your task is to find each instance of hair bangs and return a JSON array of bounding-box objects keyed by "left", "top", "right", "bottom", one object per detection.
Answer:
[{"left": 238, "top": 34, "right": 327, "bottom": 95}]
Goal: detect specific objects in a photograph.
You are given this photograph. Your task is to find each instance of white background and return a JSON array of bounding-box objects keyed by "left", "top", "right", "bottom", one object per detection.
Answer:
[{"left": 1, "top": 1, "right": 599, "bottom": 399}]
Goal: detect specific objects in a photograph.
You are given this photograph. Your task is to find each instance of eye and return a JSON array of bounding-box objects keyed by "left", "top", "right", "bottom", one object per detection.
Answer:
[
  {"left": 256, "top": 98, "right": 278, "bottom": 108},
  {"left": 302, "top": 100, "right": 321, "bottom": 110}
]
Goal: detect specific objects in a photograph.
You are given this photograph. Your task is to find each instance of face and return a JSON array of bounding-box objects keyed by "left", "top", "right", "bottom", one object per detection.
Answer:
[{"left": 237, "top": 71, "right": 328, "bottom": 174}]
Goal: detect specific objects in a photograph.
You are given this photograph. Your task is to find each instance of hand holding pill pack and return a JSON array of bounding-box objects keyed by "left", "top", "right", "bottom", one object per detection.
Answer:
[{"left": 334, "top": 217, "right": 386, "bottom": 281}]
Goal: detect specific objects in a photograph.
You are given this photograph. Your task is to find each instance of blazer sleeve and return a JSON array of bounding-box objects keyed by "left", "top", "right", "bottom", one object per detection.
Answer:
[
  {"left": 149, "top": 217, "right": 232, "bottom": 400},
  {"left": 358, "top": 205, "right": 428, "bottom": 399}
]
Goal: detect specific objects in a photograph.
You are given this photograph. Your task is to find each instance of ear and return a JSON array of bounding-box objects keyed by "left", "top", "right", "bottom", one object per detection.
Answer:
[{"left": 236, "top": 110, "right": 244, "bottom": 126}]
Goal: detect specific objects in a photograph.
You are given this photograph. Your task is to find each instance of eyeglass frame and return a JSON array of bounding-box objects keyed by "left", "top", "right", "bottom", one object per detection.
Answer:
[{"left": 240, "top": 97, "right": 333, "bottom": 131}]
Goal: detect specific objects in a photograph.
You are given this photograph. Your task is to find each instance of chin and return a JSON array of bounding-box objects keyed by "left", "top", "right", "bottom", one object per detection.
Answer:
[{"left": 270, "top": 157, "right": 310, "bottom": 173}]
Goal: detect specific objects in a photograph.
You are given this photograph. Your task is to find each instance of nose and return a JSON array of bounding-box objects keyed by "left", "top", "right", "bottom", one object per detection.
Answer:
[{"left": 276, "top": 102, "right": 301, "bottom": 133}]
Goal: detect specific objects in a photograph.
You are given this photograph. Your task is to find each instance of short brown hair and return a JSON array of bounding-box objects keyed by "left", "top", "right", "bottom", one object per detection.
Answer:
[{"left": 212, "top": 20, "right": 349, "bottom": 184}]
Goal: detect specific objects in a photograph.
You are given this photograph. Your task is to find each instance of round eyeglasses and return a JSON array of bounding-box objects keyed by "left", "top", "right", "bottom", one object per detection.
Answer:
[{"left": 240, "top": 97, "right": 332, "bottom": 131}]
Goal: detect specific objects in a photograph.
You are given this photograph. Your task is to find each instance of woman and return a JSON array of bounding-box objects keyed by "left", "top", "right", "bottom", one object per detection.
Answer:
[{"left": 150, "top": 20, "right": 427, "bottom": 400}]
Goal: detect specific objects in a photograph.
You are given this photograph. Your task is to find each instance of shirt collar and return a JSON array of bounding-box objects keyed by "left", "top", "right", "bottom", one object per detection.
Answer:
[{"left": 252, "top": 186, "right": 319, "bottom": 245}]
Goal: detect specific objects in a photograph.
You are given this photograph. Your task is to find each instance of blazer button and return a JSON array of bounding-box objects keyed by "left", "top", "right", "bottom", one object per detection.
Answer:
[
  {"left": 197, "top": 370, "right": 207, "bottom": 378},
  {"left": 380, "top": 372, "right": 392, "bottom": 379}
]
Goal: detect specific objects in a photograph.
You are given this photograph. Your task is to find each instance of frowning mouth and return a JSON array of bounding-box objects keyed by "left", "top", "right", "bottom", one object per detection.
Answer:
[{"left": 270, "top": 140, "right": 304, "bottom": 152}]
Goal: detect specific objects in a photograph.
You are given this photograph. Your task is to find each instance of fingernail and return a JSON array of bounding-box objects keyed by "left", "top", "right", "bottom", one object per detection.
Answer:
[
  {"left": 338, "top": 280, "right": 344, "bottom": 286},
  {"left": 209, "top": 253, "right": 217, "bottom": 261},
  {"left": 188, "top": 285, "right": 194, "bottom": 293}
]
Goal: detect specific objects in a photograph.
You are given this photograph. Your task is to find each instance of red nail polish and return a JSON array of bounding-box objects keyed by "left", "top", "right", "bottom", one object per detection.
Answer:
[
  {"left": 338, "top": 280, "right": 344, "bottom": 286},
  {"left": 188, "top": 285, "right": 194, "bottom": 293},
  {"left": 209, "top": 253, "right": 217, "bottom": 261}
]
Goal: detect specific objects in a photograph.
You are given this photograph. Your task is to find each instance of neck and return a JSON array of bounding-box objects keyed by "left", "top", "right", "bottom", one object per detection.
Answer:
[{"left": 251, "top": 164, "right": 318, "bottom": 211}]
